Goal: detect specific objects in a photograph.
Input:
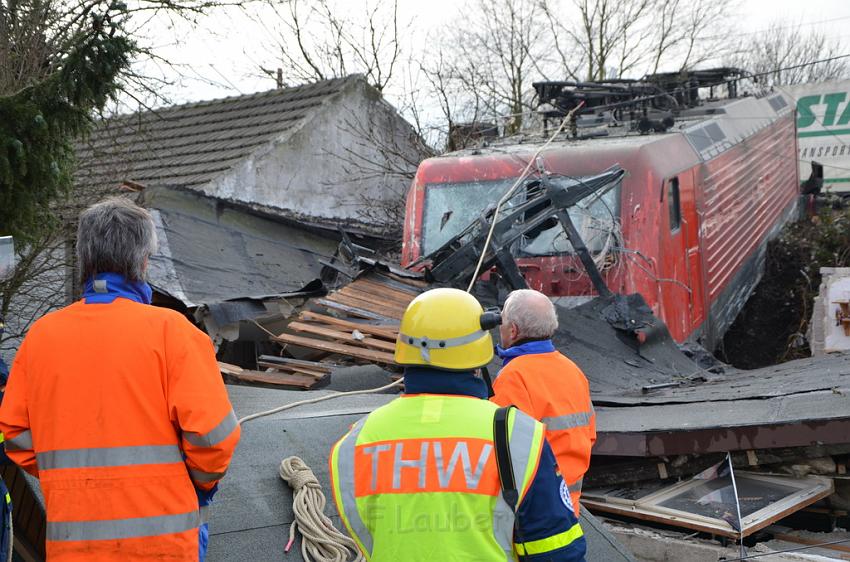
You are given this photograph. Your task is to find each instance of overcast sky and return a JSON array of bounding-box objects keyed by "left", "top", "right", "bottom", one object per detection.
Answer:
[{"left": 132, "top": 0, "right": 850, "bottom": 110}]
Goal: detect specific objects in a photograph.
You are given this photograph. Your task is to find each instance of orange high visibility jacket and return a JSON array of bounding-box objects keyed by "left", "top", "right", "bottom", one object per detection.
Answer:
[
  {"left": 492, "top": 349, "right": 595, "bottom": 512},
  {"left": 0, "top": 298, "right": 240, "bottom": 561}
]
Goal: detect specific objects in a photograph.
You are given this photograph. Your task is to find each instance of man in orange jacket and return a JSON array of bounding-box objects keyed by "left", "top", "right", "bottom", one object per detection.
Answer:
[
  {"left": 0, "top": 198, "right": 240, "bottom": 561},
  {"left": 491, "top": 289, "right": 595, "bottom": 514}
]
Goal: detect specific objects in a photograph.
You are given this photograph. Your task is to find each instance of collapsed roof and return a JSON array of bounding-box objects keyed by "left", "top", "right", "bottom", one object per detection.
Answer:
[{"left": 143, "top": 186, "right": 336, "bottom": 309}]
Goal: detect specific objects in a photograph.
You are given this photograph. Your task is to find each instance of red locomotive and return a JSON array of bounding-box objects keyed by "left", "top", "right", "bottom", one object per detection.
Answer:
[{"left": 402, "top": 71, "right": 800, "bottom": 349}]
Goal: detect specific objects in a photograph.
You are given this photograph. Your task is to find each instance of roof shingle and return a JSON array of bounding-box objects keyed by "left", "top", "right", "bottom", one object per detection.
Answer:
[{"left": 75, "top": 75, "right": 361, "bottom": 192}]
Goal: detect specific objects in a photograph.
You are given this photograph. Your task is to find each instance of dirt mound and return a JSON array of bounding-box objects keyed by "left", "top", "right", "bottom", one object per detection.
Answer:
[{"left": 719, "top": 205, "right": 850, "bottom": 369}]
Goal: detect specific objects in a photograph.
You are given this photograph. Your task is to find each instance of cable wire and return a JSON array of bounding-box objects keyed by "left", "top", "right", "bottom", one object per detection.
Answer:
[
  {"left": 236, "top": 378, "right": 403, "bottom": 425},
  {"left": 721, "top": 537, "right": 850, "bottom": 561},
  {"left": 465, "top": 101, "right": 586, "bottom": 292}
]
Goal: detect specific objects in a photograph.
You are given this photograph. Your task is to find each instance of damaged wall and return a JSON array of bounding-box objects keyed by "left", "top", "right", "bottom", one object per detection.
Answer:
[{"left": 197, "top": 78, "right": 430, "bottom": 235}]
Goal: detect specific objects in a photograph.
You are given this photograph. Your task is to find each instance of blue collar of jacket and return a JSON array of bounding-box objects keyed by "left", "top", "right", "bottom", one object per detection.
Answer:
[
  {"left": 495, "top": 339, "right": 556, "bottom": 366},
  {"left": 403, "top": 366, "right": 488, "bottom": 399},
  {"left": 82, "top": 272, "right": 153, "bottom": 305}
]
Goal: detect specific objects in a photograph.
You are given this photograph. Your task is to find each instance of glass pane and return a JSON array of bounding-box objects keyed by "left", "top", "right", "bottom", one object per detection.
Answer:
[
  {"left": 421, "top": 179, "right": 515, "bottom": 256},
  {"left": 521, "top": 179, "right": 621, "bottom": 256},
  {"left": 658, "top": 474, "right": 798, "bottom": 522}
]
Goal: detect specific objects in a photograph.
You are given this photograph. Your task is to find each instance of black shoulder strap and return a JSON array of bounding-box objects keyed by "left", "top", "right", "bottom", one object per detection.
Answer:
[
  {"left": 493, "top": 406, "right": 519, "bottom": 512},
  {"left": 481, "top": 366, "right": 495, "bottom": 398}
]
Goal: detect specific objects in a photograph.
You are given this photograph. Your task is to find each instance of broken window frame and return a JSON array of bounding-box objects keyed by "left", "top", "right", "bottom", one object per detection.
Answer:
[
  {"left": 582, "top": 472, "right": 833, "bottom": 538},
  {"left": 518, "top": 176, "right": 622, "bottom": 258}
]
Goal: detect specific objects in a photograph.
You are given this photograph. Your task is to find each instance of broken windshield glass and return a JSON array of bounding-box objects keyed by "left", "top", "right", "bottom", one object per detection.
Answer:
[
  {"left": 521, "top": 179, "right": 620, "bottom": 257},
  {"left": 421, "top": 176, "right": 621, "bottom": 258},
  {"left": 421, "top": 178, "right": 516, "bottom": 256}
]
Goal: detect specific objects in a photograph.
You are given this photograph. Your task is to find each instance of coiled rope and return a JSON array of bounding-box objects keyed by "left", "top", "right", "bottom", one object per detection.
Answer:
[
  {"left": 237, "top": 379, "right": 402, "bottom": 560},
  {"left": 279, "top": 457, "right": 364, "bottom": 562}
]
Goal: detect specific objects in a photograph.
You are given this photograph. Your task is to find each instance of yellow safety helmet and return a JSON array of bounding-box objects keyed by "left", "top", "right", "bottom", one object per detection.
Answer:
[{"left": 395, "top": 288, "right": 494, "bottom": 370}]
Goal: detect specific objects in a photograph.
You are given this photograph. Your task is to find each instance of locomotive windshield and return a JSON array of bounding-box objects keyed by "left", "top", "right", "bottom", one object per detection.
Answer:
[{"left": 421, "top": 176, "right": 621, "bottom": 257}]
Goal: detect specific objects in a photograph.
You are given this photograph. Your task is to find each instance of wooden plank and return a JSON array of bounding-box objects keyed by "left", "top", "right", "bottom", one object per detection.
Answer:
[
  {"left": 223, "top": 369, "right": 322, "bottom": 389},
  {"left": 351, "top": 277, "right": 424, "bottom": 300},
  {"left": 315, "top": 299, "right": 393, "bottom": 321},
  {"left": 257, "top": 362, "right": 327, "bottom": 379},
  {"left": 329, "top": 286, "right": 409, "bottom": 311},
  {"left": 326, "top": 292, "right": 406, "bottom": 319},
  {"left": 218, "top": 361, "right": 243, "bottom": 376},
  {"left": 287, "top": 321, "right": 397, "bottom": 352},
  {"left": 273, "top": 332, "right": 396, "bottom": 364},
  {"left": 337, "top": 287, "right": 413, "bottom": 311},
  {"left": 339, "top": 283, "right": 414, "bottom": 306},
  {"left": 582, "top": 499, "right": 739, "bottom": 538},
  {"left": 299, "top": 311, "right": 398, "bottom": 340},
  {"left": 257, "top": 354, "right": 336, "bottom": 372},
  {"left": 348, "top": 277, "right": 416, "bottom": 297},
  {"left": 369, "top": 271, "right": 429, "bottom": 290}
]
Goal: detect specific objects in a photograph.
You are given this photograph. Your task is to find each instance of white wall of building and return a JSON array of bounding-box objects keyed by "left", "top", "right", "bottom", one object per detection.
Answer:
[{"left": 198, "top": 78, "right": 428, "bottom": 233}]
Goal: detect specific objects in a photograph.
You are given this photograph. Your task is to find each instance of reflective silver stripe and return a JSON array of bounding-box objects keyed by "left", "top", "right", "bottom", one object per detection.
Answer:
[
  {"left": 362, "top": 444, "right": 391, "bottom": 491},
  {"left": 183, "top": 409, "right": 238, "bottom": 448},
  {"left": 200, "top": 506, "right": 211, "bottom": 524},
  {"left": 433, "top": 441, "right": 492, "bottom": 490},
  {"left": 541, "top": 409, "right": 595, "bottom": 431},
  {"left": 492, "top": 495, "right": 516, "bottom": 562},
  {"left": 392, "top": 441, "right": 428, "bottom": 489},
  {"left": 568, "top": 476, "right": 583, "bottom": 494},
  {"left": 189, "top": 467, "right": 226, "bottom": 483},
  {"left": 509, "top": 410, "right": 537, "bottom": 491},
  {"left": 47, "top": 510, "right": 200, "bottom": 542},
  {"left": 334, "top": 419, "right": 374, "bottom": 555},
  {"left": 398, "top": 329, "right": 487, "bottom": 362},
  {"left": 37, "top": 445, "right": 182, "bottom": 470},
  {"left": 5, "top": 430, "right": 33, "bottom": 451}
]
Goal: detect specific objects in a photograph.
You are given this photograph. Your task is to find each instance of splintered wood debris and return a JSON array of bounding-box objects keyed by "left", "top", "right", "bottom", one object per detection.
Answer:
[
  {"left": 271, "top": 271, "right": 426, "bottom": 367},
  {"left": 219, "top": 360, "right": 329, "bottom": 390},
  {"left": 221, "top": 268, "right": 427, "bottom": 390}
]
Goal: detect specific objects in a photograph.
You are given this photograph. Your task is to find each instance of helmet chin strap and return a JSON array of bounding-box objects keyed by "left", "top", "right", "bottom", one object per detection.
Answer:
[{"left": 398, "top": 329, "right": 488, "bottom": 363}]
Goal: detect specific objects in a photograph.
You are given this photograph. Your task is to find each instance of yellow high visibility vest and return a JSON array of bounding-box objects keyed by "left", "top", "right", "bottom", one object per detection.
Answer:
[{"left": 329, "top": 394, "right": 545, "bottom": 561}]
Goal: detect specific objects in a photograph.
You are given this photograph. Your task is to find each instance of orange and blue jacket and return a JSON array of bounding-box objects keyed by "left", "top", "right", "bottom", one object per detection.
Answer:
[
  {"left": 492, "top": 340, "right": 596, "bottom": 513},
  {"left": 0, "top": 273, "right": 240, "bottom": 561}
]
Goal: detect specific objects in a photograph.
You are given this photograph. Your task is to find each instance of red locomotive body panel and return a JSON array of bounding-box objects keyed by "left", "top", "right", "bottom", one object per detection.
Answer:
[{"left": 402, "top": 94, "right": 800, "bottom": 347}]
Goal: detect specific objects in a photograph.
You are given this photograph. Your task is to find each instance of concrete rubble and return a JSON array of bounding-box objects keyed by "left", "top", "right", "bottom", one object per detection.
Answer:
[{"left": 811, "top": 267, "right": 850, "bottom": 356}]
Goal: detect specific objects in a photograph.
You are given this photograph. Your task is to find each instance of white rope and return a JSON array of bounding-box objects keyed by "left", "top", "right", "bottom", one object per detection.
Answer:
[
  {"left": 465, "top": 100, "right": 587, "bottom": 293},
  {"left": 279, "top": 456, "right": 364, "bottom": 562},
  {"left": 237, "top": 378, "right": 403, "bottom": 560},
  {"left": 236, "top": 379, "right": 403, "bottom": 425}
]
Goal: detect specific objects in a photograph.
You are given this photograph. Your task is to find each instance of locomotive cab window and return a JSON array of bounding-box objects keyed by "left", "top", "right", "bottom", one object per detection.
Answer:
[{"left": 667, "top": 177, "right": 681, "bottom": 232}]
